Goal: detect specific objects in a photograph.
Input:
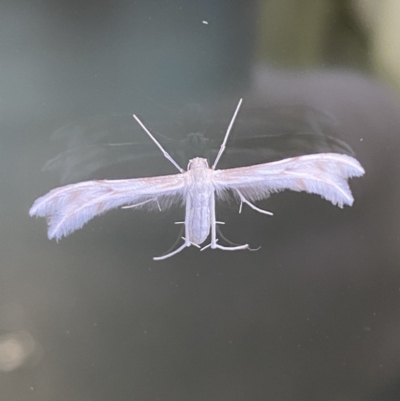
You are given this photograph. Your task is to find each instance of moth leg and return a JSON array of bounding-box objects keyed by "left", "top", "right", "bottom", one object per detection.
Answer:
[
  {"left": 216, "top": 226, "right": 259, "bottom": 251},
  {"left": 155, "top": 224, "right": 184, "bottom": 256},
  {"left": 212, "top": 240, "right": 250, "bottom": 251},
  {"left": 236, "top": 189, "right": 273, "bottom": 216},
  {"left": 154, "top": 195, "right": 194, "bottom": 260},
  {"left": 209, "top": 193, "right": 218, "bottom": 249},
  {"left": 153, "top": 196, "right": 194, "bottom": 260},
  {"left": 122, "top": 198, "right": 159, "bottom": 209},
  {"left": 153, "top": 233, "right": 193, "bottom": 261},
  {"left": 181, "top": 238, "right": 201, "bottom": 248},
  {"left": 216, "top": 226, "right": 240, "bottom": 246},
  {"left": 153, "top": 242, "right": 189, "bottom": 260},
  {"left": 201, "top": 239, "right": 219, "bottom": 251},
  {"left": 207, "top": 193, "right": 249, "bottom": 252},
  {"left": 213, "top": 239, "right": 249, "bottom": 251}
]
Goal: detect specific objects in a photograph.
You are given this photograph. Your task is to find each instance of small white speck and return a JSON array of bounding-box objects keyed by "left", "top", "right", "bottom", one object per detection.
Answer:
[
  {"left": 360, "top": 138, "right": 364, "bottom": 141},
  {"left": 202, "top": 20, "right": 208, "bottom": 25},
  {"left": 30, "top": 387, "right": 34, "bottom": 391}
]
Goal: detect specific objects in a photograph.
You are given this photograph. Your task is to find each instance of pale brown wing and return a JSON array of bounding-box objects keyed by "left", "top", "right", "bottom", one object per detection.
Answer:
[
  {"left": 30, "top": 173, "right": 186, "bottom": 240},
  {"left": 213, "top": 153, "right": 364, "bottom": 207}
]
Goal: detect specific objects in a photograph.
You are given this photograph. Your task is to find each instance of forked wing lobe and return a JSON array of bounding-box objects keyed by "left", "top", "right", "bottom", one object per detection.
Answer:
[
  {"left": 30, "top": 174, "right": 186, "bottom": 240},
  {"left": 213, "top": 153, "right": 364, "bottom": 207}
]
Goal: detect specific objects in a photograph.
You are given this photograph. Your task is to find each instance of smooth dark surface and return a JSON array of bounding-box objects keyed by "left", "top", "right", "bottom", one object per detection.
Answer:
[{"left": 1, "top": 1, "right": 400, "bottom": 401}]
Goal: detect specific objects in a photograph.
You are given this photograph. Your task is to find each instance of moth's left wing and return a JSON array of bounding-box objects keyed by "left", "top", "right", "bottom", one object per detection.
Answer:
[
  {"left": 213, "top": 153, "right": 364, "bottom": 207},
  {"left": 30, "top": 173, "right": 186, "bottom": 240},
  {"left": 43, "top": 141, "right": 172, "bottom": 184}
]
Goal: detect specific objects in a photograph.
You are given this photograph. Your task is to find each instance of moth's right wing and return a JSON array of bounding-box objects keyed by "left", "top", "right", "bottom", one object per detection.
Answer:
[
  {"left": 30, "top": 173, "right": 186, "bottom": 241},
  {"left": 213, "top": 153, "right": 364, "bottom": 208}
]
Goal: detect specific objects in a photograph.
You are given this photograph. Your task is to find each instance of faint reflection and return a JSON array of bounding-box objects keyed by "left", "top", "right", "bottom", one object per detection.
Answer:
[{"left": 0, "top": 331, "right": 38, "bottom": 372}]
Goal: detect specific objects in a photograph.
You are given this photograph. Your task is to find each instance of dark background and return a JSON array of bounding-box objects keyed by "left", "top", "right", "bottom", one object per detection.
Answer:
[{"left": 1, "top": 1, "right": 400, "bottom": 400}]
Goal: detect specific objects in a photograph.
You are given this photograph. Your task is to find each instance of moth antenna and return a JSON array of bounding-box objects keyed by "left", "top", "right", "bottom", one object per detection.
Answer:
[
  {"left": 133, "top": 114, "right": 184, "bottom": 173},
  {"left": 212, "top": 98, "right": 243, "bottom": 169}
]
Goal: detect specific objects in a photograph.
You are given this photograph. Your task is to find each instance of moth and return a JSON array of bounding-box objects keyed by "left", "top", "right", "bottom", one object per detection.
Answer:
[{"left": 30, "top": 99, "right": 365, "bottom": 260}]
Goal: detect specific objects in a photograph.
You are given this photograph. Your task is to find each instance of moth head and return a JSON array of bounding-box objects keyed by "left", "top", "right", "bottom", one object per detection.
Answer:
[{"left": 187, "top": 157, "right": 209, "bottom": 170}]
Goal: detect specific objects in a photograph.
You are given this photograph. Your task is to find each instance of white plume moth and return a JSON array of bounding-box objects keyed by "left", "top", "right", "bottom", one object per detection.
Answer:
[{"left": 30, "top": 99, "right": 364, "bottom": 260}]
